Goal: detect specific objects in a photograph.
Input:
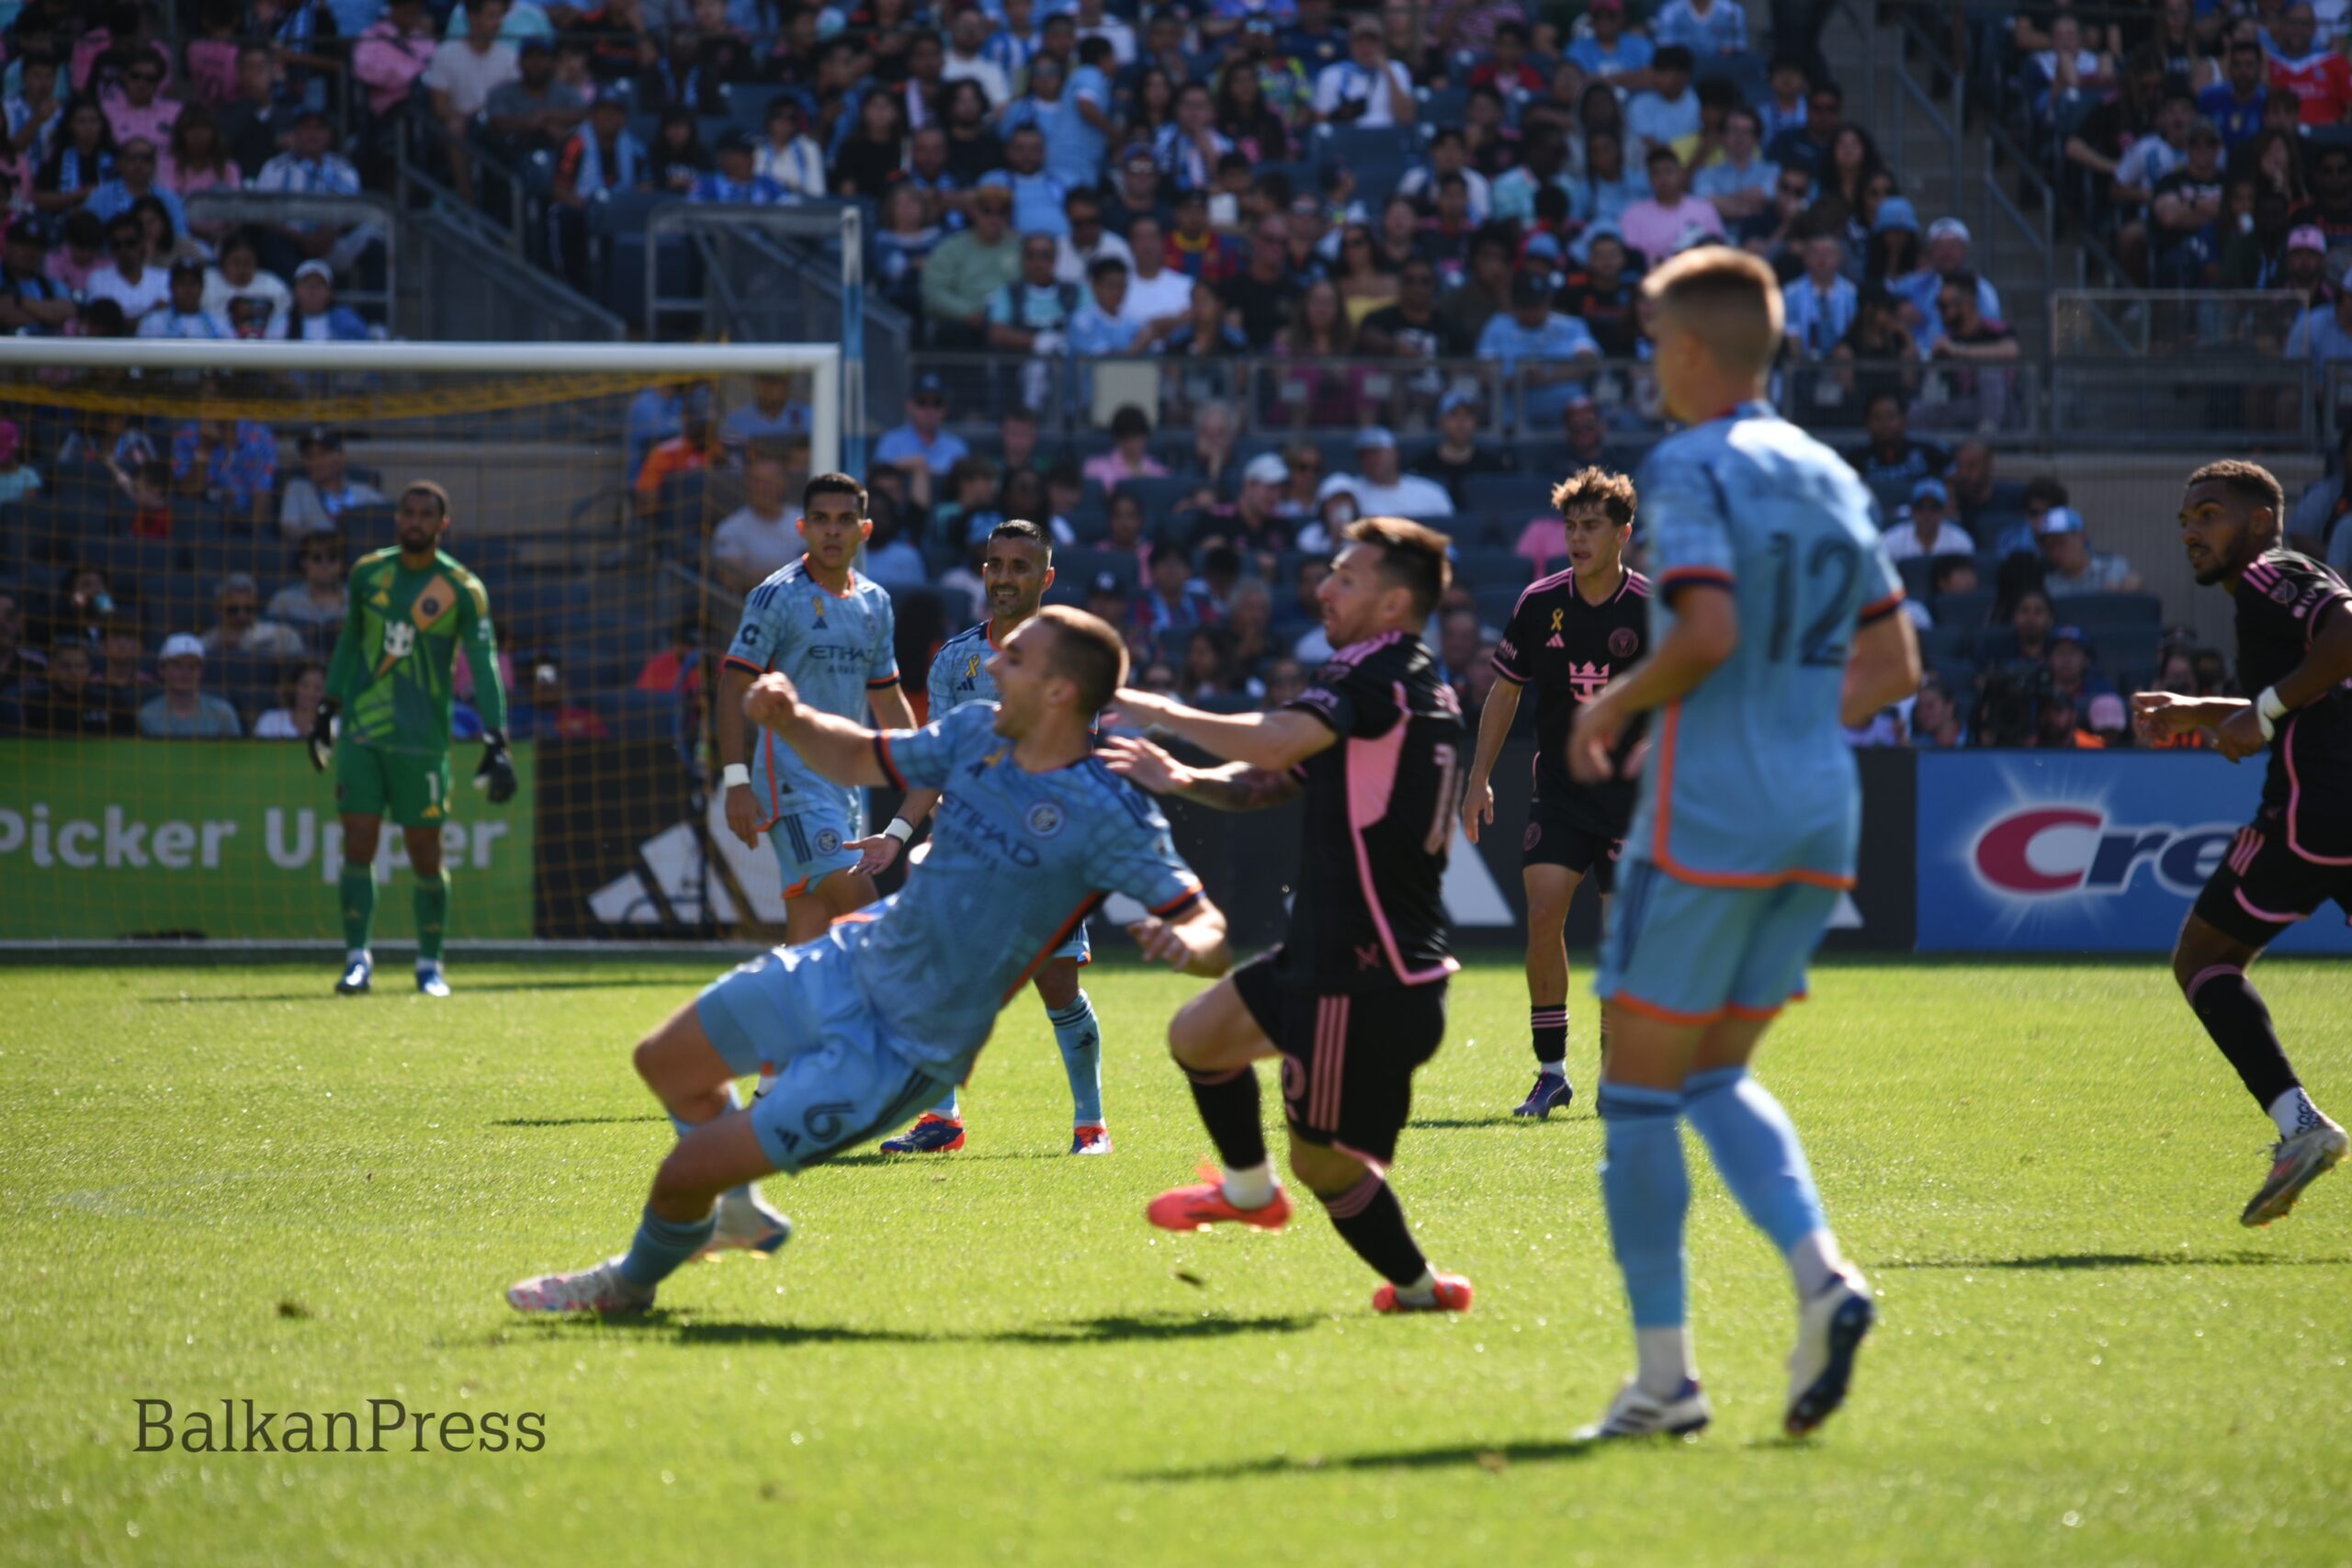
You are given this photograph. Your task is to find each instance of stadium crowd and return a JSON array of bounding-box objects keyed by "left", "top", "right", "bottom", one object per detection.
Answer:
[{"left": 5, "top": 0, "right": 2352, "bottom": 750}]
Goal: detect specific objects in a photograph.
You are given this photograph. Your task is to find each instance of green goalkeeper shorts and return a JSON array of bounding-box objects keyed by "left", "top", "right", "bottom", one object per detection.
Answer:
[{"left": 334, "top": 740, "right": 453, "bottom": 829}]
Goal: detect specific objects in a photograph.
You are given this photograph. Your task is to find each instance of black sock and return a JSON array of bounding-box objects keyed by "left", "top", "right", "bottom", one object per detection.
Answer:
[
  {"left": 1183, "top": 1064, "right": 1266, "bottom": 1171},
  {"left": 1531, "top": 1004, "right": 1568, "bottom": 1066},
  {"left": 1319, "top": 1171, "right": 1429, "bottom": 1286},
  {"left": 2187, "top": 964, "right": 2301, "bottom": 1111}
]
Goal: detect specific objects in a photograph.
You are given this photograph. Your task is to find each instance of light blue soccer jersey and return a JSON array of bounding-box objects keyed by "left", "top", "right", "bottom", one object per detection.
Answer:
[
  {"left": 856, "top": 703, "right": 1203, "bottom": 1077},
  {"left": 925, "top": 621, "right": 1001, "bottom": 712},
  {"left": 1627, "top": 400, "right": 1904, "bottom": 886},
  {"left": 724, "top": 556, "right": 900, "bottom": 824}
]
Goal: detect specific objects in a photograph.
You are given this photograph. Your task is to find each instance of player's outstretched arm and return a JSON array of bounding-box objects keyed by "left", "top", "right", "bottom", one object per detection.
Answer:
[
  {"left": 1569, "top": 584, "right": 1738, "bottom": 782},
  {"left": 1106, "top": 687, "right": 1336, "bottom": 772},
  {"left": 742, "top": 672, "right": 892, "bottom": 787},
  {"left": 1126, "top": 896, "right": 1232, "bottom": 978},
  {"left": 1840, "top": 609, "right": 1923, "bottom": 728},
  {"left": 1102, "top": 733, "right": 1305, "bottom": 812}
]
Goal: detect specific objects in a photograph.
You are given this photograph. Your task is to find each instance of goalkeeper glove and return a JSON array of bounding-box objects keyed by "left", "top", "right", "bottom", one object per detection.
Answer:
[
  {"left": 308, "top": 699, "right": 337, "bottom": 773},
  {"left": 474, "top": 728, "right": 518, "bottom": 805}
]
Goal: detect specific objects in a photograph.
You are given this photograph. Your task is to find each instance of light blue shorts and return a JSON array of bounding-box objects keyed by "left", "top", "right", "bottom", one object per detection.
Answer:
[
  {"left": 765, "top": 779, "right": 865, "bottom": 899},
  {"left": 695, "top": 937, "right": 951, "bottom": 1173},
  {"left": 1595, "top": 854, "right": 1843, "bottom": 1026},
  {"left": 1052, "top": 919, "right": 1091, "bottom": 965}
]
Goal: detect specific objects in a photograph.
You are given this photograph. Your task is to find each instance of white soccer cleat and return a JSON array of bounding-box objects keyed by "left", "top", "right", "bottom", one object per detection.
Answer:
[
  {"left": 1785, "top": 1269, "right": 1874, "bottom": 1438},
  {"left": 504, "top": 1260, "right": 654, "bottom": 1315},
  {"left": 2243, "top": 1118, "right": 2349, "bottom": 1227},
  {"left": 335, "top": 953, "right": 372, "bottom": 995},
  {"left": 1572, "top": 1377, "right": 1712, "bottom": 1441},
  {"left": 415, "top": 961, "right": 450, "bottom": 998},
  {"left": 695, "top": 1191, "right": 794, "bottom": 1258}
]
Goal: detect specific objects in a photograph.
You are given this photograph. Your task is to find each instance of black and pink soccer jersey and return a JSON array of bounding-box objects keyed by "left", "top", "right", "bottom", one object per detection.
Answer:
[
  {"left": 1490, "top": 566, "right": 1653, "bottom": 834},
  {"left": 1277, "top": 631, "right": 1466, "bottom": 995},
  {"left": 2236, "top": 548, "right": 2352, "bottom": 861}
]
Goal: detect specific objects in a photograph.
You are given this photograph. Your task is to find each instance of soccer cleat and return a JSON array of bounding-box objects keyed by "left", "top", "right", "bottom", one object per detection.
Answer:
[
  {"left": 1573, "top": 1377, "right": 1713, "bottom": 1440},
  {"left": 878, "top": 1113, "right": 966, "bottom": 1154},
  {"left": 1145, "top": 1167, "right": 1295, "bottom": 1233},
  {"left": 1513, "top": 1072, "right": 1576, "bottom": 1120},
  {"left": 696, "top": 1190, "right": 794, "bottom": 1258},
  {"left": 504, "top": 1260, "right": 654, "bottom": 1315},
  {"left": 1372, "top": 1271, "right": 1474, "bottom": 1314},
  {"left": 2242, "top": 1119, "right": 2349, "bottom": 1227},
  {"left": 1785, "top": 1269, "right": 1874, "bottom": 1438},
  {"left": 335, "top": 953, "right": 372, "bottom": 995},
  {"left": 1069, "top": 1123, "right": 1113, "bottom": 1156},
  {"left": 415, "top": 961, "right": 450, "bottom": 998}
]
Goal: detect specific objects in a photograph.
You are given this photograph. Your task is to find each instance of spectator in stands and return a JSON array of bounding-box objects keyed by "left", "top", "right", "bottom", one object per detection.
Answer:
[
  {"left": 707, "top": 452, "right": 797, "bottom": 592},
  {"left": 166, "top": 109, "right": 243, "bottom": 234},
  {"left": 1998, "top": 585, "right": 2056, "bottom": 675},
  {"left": 2290, "top": 141, "right": 2352, "bottom": 254},
  {"left": 921, "top": 185, "right": 1020, "bottom": 346},
  {"left": 1655, "top": 0, "right": 1748, "bottom": 54},
  {"left": 1907, "top": 671, "right": 1967, "bottom": 748},
  {"left": 1261, "top": 654, "right": 1308, "bottom": 710},
  {"left": 1738, "top": 160, "right": 1815, "bottom": 262},
  {"left": 284, "top": 262, "right": 369, "bottom": 342},
  {"left": 1410, "top": 389, "right": 1511, "bottom": 508},
  {"left": 1766, "top": 79, "right": 1841, "bottom": 179},
  {"left": 1224, "top": 213, "right": 1298, "bottom": 347},
  {"left": 0, "top": 420, "right": 37, "bottom": 503},
  {"left": 85, "top": 212, "right": 167, "bottom": 324},
  {"left": 721, "top": 378, "right": 808, "bottom": 455},
  {"left": 874, "top": 181, "right": 942, "bottom": 314},
  {"left": 1121, "top": 214, "right": 1192, "bottom": 323},
  {"left": 643, "top": 107, "right": 713, "bottom": 197},
  {"left": 1880, "top": 479, "right": 1974, "bottom": 561},
  {"left": 136, "top": 257, "right": 232, "bottom": 339},
  {"left": 0, "top": 222, "right": 71, "bottom": 333},
  {"left": 354, "top": 0, "right": 437, "bottom": 119},
  {"left": 690, "top": 129, "right": 792, "bottom": 205},
  {"left": 752, "top": 97, "right": 824, "bottom": 197},
  {"left": 1134, "top": 540, "right": 1222, "bottom": 641},
  {"left": 1189, "top": 451, "right": 1293, "bottom": 562},
  {"left": 95, "top": 618, "right": 151, "bottom": 707},
  {"left": 1082, "top": 404, "right": 1170, "bottom": 490},
  {"left": 25, "top": 638, "right": 131, "bottom": 736},
  {"left": 0, "top": 589, "right": 41, "bottom": 706},
  {"left": 2030, "top": 15, "right": 2116, "bottom": 132},
  {"left": 1928, "top": 267, "right": 2018, "bottom": 425},
  {"left": 1160, "top": 274, "right": 1248, "bottom": 357},
  {"left": 2046, "top": 625, "right": 2127, "bottom": 739},
  {"left": 2285, "top": 267, "right": 2352, "bottom": 367},
  {"left": 252, "top": 108, "right": 366, "bottom": 279},
  {"left": 1627, "top": 46, "right": 1701, "bottom": 161},
  {"left": 1491, "top": 124, "right": 1580, "bottom": 226},
  {"left": 1567, "top": 0, "right": 1656, "bottom": 86},
  {"left": 875, "top": 374, "right": 971, "bottom": 492},
  {"left": 85, "top": 136, "right": 184, "bottom": 239},
  {"left": 978, "top": 125, "right": 1071, "bottom": 240},
  {"left": 7, "top": 49, "right": 63, "bottom": 166},
  {"left": 1319, "top": 424, "right": 1453, "bottom": 518},
  {"left": 1755, "top": 53, "right": 1808, "bottom": 144},
  {"left": 634, "top": 390, "right": 718, "bottom": 508},
  {"left": 2265, "top": 3, "right": 2352, "bottom": 126},
  {"left": 99, "top": 47, "right": 178, "bottom": 152},
  {"left": 1270, "top": 276, "right": 1366, "bottom": 424},
  {"left": 2007, "top": 474, "right": 2070, "bottom": 558},
  {"left": 198, "top": 575, "right": 306, "bottom": 660},
  {"left": 1315, "top": 15, "right": 1416, "bottom": 128},
  {"left": 987, "top": 231, "right": 1080, "bottom": 354},
  {"left": 1939, "top": 439, "right": 2005, "bottom": 541},
  {"left": 217, "top": 44, "right": 287, "bottom": 181},
  {"left": 1696, "top": 106, "right": 1779, "bottom": 225},
  {"left": 268, "top": 535, "right": 351, "bottom": 635},
  {"left": 1157, "top": 81, "right": 1233, "bottom": 196},
  {"left": 2290, "top": 425, "right": 2352, "bottom": 558},
  {"left": 484, "top": 38, "right": 585, "bottom": 159},
  {"left": 253, "top": 660, "right": 328, "bottom": 740},
  {"left": 1621, "top": 147, "right": 1725, "bottom": 265},
  {"left": 2065, "top": 48, "right": 2166, "bottom": 209},
  {"left": 936, "top": 80, "right": 1004, "bottom": 188},
  {"left": 1477, "top": 268, "right": 1601, "bottom": 430},
  {"left": 424, "top": 0, "right": 519, "bottom": 202},
  {"left": 200, "top": 230, "right": 288, "bottom": 338},
  {"left": 2038, "top": 505, "right": 2144, "bottom": 594},
  {"left": 1783, "top": 231, "right": 1859, "bottom": 359},
  {"left": 1844, "top": 391, "right": 1946, "bottom": 509},
  {"left": 2147, "top": 119, "right": 2229, "bottom": 287},
  {"left": 1100, "top": 147, "right": 1171, "bottom": 239},
  {"left": 1055, "top": 186, "right": 1135, "bottom": 287},
  {"left": 2200, "top": 33, "right": 2269, "bottom": 151}
]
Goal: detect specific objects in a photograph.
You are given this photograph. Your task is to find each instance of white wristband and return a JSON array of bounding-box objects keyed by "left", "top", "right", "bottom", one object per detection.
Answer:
[
  {"left": 883, "top": 818, "right": 915, "bottom": 844},
  {"left": 721, "top": 762, "right": 751, "bottom": 790},
  {"left": 2256, "top": 686, "right": 2288, "bottom": 741}
]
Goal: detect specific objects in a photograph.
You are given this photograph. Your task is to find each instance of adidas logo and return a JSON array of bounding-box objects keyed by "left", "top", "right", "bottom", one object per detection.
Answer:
[{"left": 1544, "top": 633, "right": 1566, "bottom": 648}]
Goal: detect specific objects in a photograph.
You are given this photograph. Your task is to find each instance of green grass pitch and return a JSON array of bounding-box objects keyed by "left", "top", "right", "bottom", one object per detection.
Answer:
[{"left": 4, "top": 954, "right": 2348, "bottom": 1567}]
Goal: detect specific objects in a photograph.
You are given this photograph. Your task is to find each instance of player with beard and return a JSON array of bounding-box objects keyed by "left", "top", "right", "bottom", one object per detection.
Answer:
[{"left": 2133, "top": 459, "right": 2352, "bottom": 1225}]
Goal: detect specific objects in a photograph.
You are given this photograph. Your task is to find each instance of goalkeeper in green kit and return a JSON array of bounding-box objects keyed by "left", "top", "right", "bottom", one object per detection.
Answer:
[{"left": 311, "top": 480, "right": 515, "bottom": 998}]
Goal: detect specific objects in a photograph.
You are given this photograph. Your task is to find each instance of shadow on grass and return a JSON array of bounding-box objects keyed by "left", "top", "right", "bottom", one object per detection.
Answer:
[
  {"left": 512, "top": 1309, "right": 1319, "bottom": 1349},
  {"left": 1139, "top": 1438, "right": 1606, "bottom": 1481},
  {"left": 141, "top": 977, "right": 674, "bottom": 1003},
  {"left": 491, "top": 1115, "right": 669, "bottom": 1128},
  {"left": 1884, "top": 1252, "right": 2352, "bottom": 1270},
  {"left": 1408, "top": 1116, "right": 1579, "bottom": 1130},
  {"left": 822, "top": 1150, "right": 1068, "bottom": 1166}
]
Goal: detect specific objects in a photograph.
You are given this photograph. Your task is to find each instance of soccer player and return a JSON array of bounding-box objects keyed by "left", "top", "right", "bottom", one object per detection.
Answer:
[
  {"left": 715, "top": 472, "right": 913, "bottom": 946},
  {"left": 1104, "top": 518, "right": 1475, "bottom": 1315},
  {"left": 1562, "top": 248, "right": 1920, "bottom": 1439},
  {"left": 2132, "top": 460, "right": 2350, "bottom": 1225},
  {"left": 1462, "top": 467, "right": 1651, "bottom": 1118},
  {"left": 505, "top": 610, "right": 1229, "bottom": 1314},
  {"left": 865, "top": 520, "right": 1114, "bottom": 1156},
  {"left": 312, "top": 481, "right": 515, "bottom": 998}
]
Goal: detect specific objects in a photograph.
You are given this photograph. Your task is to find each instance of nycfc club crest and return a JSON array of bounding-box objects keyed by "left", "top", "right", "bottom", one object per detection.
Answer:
[
  {"left": 1610, "top": 627, "right": 1640, "bottom": 659},
  {"left": 814, "top": 829, "right": 842, "bottom": 855},
  {"left": 1026, "top": 801, "right": 1066, "bottom": 837}
]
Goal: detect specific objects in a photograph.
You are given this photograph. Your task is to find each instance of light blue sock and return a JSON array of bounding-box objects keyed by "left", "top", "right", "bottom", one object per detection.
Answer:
[
  {"left": 616, "top": 1204, "right": 716, "bottom": 1291},
  {"left": 669, "top": 1082, "right": 753, "bottom": 1203},
  {"left": 1047, "top": 991, "right": 1104, "bottom": 1126},
  {"left": 1681, "top": 1066, "right": 1826, "bottom": 1254},
  {"left": 1598, "top": 1083, "right": 1690, "bottom": 1329}
]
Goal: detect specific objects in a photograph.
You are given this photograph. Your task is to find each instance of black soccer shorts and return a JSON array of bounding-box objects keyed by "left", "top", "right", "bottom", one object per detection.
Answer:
[
  {"left": 2191, "top": 807, "right": 2352, "bottom": 949},
  {"left": 1233, "top": 950, "right": 1447, "bottom": 1167},
  {"left": 1522, "top": 788, "right": 1623, "bottom": 895}
]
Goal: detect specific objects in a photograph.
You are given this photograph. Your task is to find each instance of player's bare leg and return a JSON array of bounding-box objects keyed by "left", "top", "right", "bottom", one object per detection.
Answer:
[
  {"left": 335, "top": 813, "right": 382, "bottom": 994},
  {"left": 2172, "top": 914, "right": 2347, "bottom": 1225},
  {"left": 632, "top": 1002, "right": 791, "bottom": 1258},
  {"left": 784, "top": 867, "right": 878, "bottom": 946},
  {"left": 403, "top": 825, "right": 451, "bottom": 996},
  {"left": 1516, "top": 863, "right": 1582, "bottom": 1118},
  {"left": 1034, "top": 955, "right": 1109, "bottom": 1152},
  {"left": 1146, "top": 976, "right": 1292, "bottom": 1228}
]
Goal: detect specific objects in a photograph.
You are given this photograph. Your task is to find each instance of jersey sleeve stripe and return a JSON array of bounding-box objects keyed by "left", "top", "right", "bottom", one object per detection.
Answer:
[
  {"left": 865, "top": 673, "right": 901, "bottom": 689},
  {"left": 1488, "top": 652, "right": 1528, "bottom": 684},
  {"left": 872, "top": 733, "right": 906, "bottom": 790},
  {"left": 1658, "top": 566, "right": 1735, "bottom": 588},
  {"left": 722, "top": 653, "right": 766, "bottom": 676},
  {"left": 1148, "top": 886, "right": 1204, "bottom": 917},
  {"left": 1858, "top": 587, "right": 1905, "bottom": 625}
]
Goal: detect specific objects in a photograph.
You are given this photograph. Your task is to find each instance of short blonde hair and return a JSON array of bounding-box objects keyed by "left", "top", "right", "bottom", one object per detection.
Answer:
[
  {"left": 1642, "top": 246, "right": 1784, "bottom": 376},
  {"left": 1549, "top": 466, "right": 1637, "bottom": 526}
]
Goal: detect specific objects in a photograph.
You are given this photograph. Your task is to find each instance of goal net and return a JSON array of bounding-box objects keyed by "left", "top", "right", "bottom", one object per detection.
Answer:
[{"left": 0, "top": 339, "right": 877, "bottom": 953}]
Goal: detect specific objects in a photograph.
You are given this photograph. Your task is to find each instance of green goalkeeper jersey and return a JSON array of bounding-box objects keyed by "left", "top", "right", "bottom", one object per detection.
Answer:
[{"left": 324, "top": 547, "right": 507, "bottom": 756}]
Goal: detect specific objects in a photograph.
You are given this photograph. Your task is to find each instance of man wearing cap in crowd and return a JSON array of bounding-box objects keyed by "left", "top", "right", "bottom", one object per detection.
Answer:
[
  {"left": 2286, "top": 264, "right": 2352, "bottom": 367},
  {"left": 2045, "top": 625, "right": 2130, "bottom": 744},
  {"left": 280, "top": 429, "right": 385, "bottom": 538},
  {"left": 2037, "top": 504, "right": 2143, "bottom": 595},
  {"left": 140, "top": 634, "right": 245, "bottom": 739},
  {"left": 1084, "top": 569, "right": 1132, "bottom": 631},
  {"left": 1316, "top": 426, "right": 1454, "bottom": 525},
  {"left": 136, "top": 257, "right": 232, "bottom": 339},
  {"left": 1189, "top": 451, "right": 1298, "bottom": 558},
  {"left": 1409, "top": 389, "right": 1514, "bottom": 507},
  {"left": 921, "top": 184, "right": 1021, "bottom": 346},
  {"left": 1476, "top": 268, "right": 1602, "bottom": 430},
  {"left": 2268, "top": 223, "right": 2332, "bottom": 296},
  {"left": 691, "top": 129, "right": 794, "bottom": 206},
  {"left": 1879, "top": 479, "right": 1977, "bottom": 561},
  {"left": 1924, "top": 215, "right": 2004, "bottom": 314},
  {"left": 2149, "top": 117, "right": 2230, "bottom": 288},
  {"left": 1314, "top": 15, "right": 1417, "bottom": 128},
  {"left": 875, "top": 375, "right": 973, "bottom": 483}
]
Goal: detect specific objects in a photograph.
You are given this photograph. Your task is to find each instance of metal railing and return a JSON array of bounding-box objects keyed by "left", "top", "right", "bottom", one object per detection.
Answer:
[{"left": 180, "top": 191, "right": 397, "bottom": 326}]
